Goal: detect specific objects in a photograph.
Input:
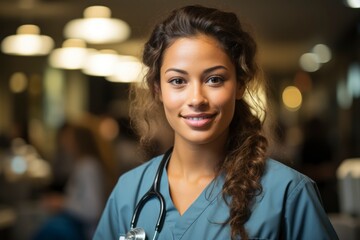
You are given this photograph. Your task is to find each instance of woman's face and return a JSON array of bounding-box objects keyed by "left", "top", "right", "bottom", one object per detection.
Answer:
[{"left": 159, "top": 34, "right": 243, "bottom": 147}]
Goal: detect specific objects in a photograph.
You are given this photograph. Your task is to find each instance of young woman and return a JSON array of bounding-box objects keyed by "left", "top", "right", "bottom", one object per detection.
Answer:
[{"left": 94, "top": 5, "right": 338, "bottom": 240}]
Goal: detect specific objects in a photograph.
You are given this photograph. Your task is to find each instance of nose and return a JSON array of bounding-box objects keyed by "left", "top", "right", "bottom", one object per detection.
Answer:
[{"left": 188, "top": 82, "right": 208, "bottom": 108}]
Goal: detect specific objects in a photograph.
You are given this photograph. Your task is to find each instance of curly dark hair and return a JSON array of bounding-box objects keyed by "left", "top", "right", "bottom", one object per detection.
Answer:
[{"left": 130, "top": 5, "right": 268, "bottom": 239}]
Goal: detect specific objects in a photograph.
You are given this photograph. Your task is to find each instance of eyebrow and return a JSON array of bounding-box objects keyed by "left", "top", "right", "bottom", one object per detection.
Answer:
[{"left": 164, "top": 65, "right": 228, "bottom": 75}]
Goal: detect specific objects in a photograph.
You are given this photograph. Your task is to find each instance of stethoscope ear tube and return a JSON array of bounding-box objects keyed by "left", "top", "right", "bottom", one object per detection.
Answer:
[
  {"left": 154, "top": 191, "right": 166, "bottom": 232},
  {"left": 129, "top": 148, "right": 173, "bottom": 236}
]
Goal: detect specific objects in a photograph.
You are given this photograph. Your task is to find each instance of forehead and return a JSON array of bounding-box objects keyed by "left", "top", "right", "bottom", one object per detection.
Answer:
[{"left": 161, "top": 34, "right": 233, "bottom": 70}]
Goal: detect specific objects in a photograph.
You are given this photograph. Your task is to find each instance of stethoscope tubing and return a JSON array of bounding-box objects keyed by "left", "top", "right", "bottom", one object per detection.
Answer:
[{"left": 129, "top": 148, "right": 173, "bottom": 235}]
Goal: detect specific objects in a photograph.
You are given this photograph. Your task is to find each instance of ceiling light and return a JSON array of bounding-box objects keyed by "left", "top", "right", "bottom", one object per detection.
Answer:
[
  {"left": 106, "top": 56, "right": 148, "bottom": 83},
  {"left": 1, "top": 24, "right": 54, "bottom": 56},
  {"left": 82, "top": 49, "right": 120, "bottom": 76},
  {"left": 345, "top": 0, "right": 360, "bottom": 8},
  {"left": 49, "top": 39, "right": 90, "bottom": 69},
  {"left": 64, "top": 5, "right": 131, "bottom": 44}
]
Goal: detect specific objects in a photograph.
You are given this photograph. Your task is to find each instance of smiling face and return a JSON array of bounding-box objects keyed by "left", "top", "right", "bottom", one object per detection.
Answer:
[{"left": 159, "top": 34, "right": 244, "bottom": 147}]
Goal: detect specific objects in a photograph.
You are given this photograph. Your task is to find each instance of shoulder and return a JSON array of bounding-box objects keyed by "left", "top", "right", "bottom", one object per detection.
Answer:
[
  {"left": 111, "top": 154, "right": 164, "bottom": 198},
  {"left": 247, "top": 159, "right": 338, "bottom": 239},
  {"left": 261, "top": 159, "right": 315, "bottom": 199},
  {"left": 263, "top": 158, "right": 313, "bottom": 183},
  {"left": 118, "top": 154, "right": 163, "bottom": 184},
  {"left": 94, "top": 154, "right": 165, "bottom": 239}
]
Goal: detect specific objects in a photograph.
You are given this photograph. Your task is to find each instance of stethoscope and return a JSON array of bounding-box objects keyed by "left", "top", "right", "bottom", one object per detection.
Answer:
[{"left": 124, "top": 148, "right": 172, "bottom": 240}]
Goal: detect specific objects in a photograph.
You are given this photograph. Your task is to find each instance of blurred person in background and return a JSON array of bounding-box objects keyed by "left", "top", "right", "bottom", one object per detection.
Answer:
[
  {"left": 113, "top": 118, "right": 146, "bottom": 176},
  {"left": 33, "top": 124, "right": 106, "bottom": 240},
  {"left": 47, "top": 122, "right": 74, "bottom": 194}
]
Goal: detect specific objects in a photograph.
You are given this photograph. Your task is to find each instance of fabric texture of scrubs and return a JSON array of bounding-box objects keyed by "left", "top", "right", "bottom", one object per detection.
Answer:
[{"left": 93, "top": 154, "right": 338, "bottom": 240}]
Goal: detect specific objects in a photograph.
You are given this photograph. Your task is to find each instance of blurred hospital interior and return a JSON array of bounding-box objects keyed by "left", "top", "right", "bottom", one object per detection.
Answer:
[{"left": 0, "top": 0, "right": 359, "bottom": 239}]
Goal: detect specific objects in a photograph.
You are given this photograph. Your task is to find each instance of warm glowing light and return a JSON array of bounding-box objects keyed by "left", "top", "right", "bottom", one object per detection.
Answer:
[
  {"left": 49, "top": 39, "right": 90, "bottom": 69},
  {"left": 82, "top": 49, "right": 119, "bottom": 76},
  {"left": 1, "top": 24, "right": 54, "bottom": 56},
  {"left": 312, "top": 44, "right": 332, "bottom": 63},
  {"left": 99, "top": 117, "right": 119, "bottom": 141},
  {"left": 346, "top": 0, "right": 360, "bottom": 8},
  {"left": 9, "top": 72, "right": 28, "bottom": 93},
  {"left": 337, "top": 158, "right": 360, "bottom": 178},
  {"left": 282, "top": 86, "right": 302, "bottom": 111},
  {"left": 64, "top": 6, "right": 131, "bottom": 44},
  {"left": 299, "top": 53, "right": 320, "bottom": 72},
  {"left": 107, "top": 56, "right": 148, "bottom": 83},
  {"left": 27, "top": 159, "right": 51, "bottom": 179}
]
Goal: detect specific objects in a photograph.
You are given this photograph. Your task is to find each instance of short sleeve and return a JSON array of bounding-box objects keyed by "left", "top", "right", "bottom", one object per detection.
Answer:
[
  {"left": 93, "top": 185, "right": 120, "bottom": 240},
  {"left": 92, "top": 157, "right": 160, "bottom": 240},
  {"left": 283, "top": 178, "right": 339, "bottom": 240}
]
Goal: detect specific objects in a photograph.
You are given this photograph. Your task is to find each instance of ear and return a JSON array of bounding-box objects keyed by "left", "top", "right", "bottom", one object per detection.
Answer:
[{"left": 236, "top": 85, "right": 245, "bottom": 100}]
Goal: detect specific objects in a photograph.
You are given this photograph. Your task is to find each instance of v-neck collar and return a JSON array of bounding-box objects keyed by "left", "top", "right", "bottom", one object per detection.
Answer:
[{"left": 160, "top": 164, "right": 225, "bottom": 239}]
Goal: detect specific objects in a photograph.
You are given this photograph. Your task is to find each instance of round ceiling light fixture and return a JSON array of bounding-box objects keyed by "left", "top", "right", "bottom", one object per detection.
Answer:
[
  {"left": 1, "top": 24, "right": 54, "bottom": 56},
  {"left": 64, "top": 5, "right": 131, "bottom": 44},
  {"left": 49, "top": 39, "right": 90, "bottom": 70}
]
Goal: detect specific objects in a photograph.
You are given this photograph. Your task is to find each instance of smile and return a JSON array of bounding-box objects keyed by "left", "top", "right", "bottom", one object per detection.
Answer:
[
  {"left": 185, "top": 116, "right": 212, "bottom": 121},
  {"left": 180, "top": 113, "right": 217, "bottom": 128}
]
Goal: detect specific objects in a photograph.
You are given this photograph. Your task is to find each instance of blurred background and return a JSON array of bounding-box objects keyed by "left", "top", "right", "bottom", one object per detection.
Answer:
[{"left": 0, "top": 0, "right": 359, "bottom": 239}]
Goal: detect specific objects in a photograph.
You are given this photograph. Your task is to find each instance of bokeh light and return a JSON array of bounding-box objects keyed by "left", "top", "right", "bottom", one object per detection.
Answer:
[
  {"left": 282, "top": 86, "right": 302, "bottom": 111},
  {"left": 347, "top": 62, "right": 360, "bottom": 98},
  {"left": 64, "top": 6, "right": 130, "bottom": 44},
  {"left": 99, "top": 117, "right": 119, "bottom": 141},
  {"left": 82, "top": 49, "right": 119, "bottom": 76},
  {"left": 106, "top": 56, "right": 147, "bottom": 83},
  {"left": 9, "top": 72, "right": 28, "bottom": 93},
  {"left": 337, "top": 80, "right": 352, "bottom": 109},
  {"left": 1, "top": 24, "right": 54, "bottom": 56},
  {"left": 299, "top": 53, "right": 320, "bottom": 72},
  {"left": 346, "top": 0, "right": 360, "bottom": 8},
  {"left": 312, "top": 44, "right": 332, "bottom": 63}
]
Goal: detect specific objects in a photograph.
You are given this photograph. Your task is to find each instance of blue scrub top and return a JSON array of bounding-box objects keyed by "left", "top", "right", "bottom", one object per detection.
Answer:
[{"left": 93, "top": 155, "right": 338, "bottom": 239}]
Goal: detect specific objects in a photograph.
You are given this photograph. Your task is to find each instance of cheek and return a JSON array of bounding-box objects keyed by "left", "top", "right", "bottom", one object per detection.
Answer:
[
  {"left": 161, "top": 89, "right": 185, "bottom": 113},
  {"left": 161, "top": 91, "right": 187, "bottom": 131},
  {"left": 213, "top": 89, "right": 237, "bottom": 108},
  {"left": 212, "top": 91, "right": 237, "bottom": 121}
]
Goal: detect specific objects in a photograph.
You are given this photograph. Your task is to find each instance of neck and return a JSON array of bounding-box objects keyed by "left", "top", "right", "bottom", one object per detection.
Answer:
[{"left": 168, "top": 138, "right": 226, "bottom": 182}]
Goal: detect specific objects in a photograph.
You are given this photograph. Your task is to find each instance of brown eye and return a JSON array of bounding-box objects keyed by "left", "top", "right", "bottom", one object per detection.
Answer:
[
  {"left": 206, "top": 76, "right": 224, "bottom": 86},
  {"left": 169, "top": 78, "right": 186, "bottom": 86}
]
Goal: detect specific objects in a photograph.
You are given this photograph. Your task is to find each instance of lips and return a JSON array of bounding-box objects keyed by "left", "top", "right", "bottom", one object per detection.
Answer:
[{"left": 180, "top": 113, "right": 217, "bottom": 128}]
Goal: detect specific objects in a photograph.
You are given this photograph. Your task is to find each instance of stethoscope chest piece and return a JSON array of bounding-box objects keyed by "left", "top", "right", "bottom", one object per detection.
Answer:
[{"left": 125, "top": 227, "right": 146, "bottom": 240}]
